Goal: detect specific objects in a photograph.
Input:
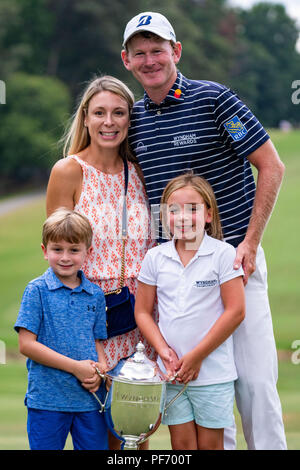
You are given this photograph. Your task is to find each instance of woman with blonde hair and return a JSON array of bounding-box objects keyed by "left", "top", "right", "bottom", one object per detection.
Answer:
[{"left": 46, "top": 75, "right": 155, "bottom": 449}]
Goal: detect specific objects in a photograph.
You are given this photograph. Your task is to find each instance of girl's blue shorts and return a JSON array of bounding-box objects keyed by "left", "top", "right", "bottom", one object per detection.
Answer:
[{"left": 161, "top": 381, "right": 235, "bottom": 429}]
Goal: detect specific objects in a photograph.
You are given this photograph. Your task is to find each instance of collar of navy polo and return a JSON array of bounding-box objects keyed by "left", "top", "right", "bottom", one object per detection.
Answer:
[
  {"left": 144, "top": 71, "right": 186, "bottom": 109},
  {"left": 44, "top": 267, "right": 95, "bottom": 294}
]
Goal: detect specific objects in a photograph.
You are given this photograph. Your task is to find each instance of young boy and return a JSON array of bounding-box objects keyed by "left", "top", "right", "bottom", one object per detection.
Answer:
[{"left": 14, "top": 208, "right": 108, "bottom": 450}]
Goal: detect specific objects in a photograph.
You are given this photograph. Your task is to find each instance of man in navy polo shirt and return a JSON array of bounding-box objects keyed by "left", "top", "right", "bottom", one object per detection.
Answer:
[{"left": 121, "top": 12, "right": 287, "bottom": 450}]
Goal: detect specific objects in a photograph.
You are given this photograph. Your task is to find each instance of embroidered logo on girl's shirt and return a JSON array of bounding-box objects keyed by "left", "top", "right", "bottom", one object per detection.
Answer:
[{"left": 194, "top": 280, "right": 218, "bottom": 287}]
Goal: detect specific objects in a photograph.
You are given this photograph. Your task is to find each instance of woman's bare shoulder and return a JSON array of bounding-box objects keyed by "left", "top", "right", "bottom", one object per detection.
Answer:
[
  {"left": 46, "top": 157, "right": 83, "bottom": 215},
  {"left": 50, "top": 156, "right": 82, "bottom": 180}
]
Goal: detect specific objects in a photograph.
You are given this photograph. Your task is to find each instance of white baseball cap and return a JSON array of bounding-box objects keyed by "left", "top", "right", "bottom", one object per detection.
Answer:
[{"left": 123, "top": 12, "right": 176, "bottom": 47}]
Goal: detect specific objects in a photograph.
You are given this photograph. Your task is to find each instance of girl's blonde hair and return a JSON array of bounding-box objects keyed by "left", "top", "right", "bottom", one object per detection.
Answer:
[
  {"left": 160, "top": 173, "right": 223, "bottom": 240},
  {"left": 42, "top": 208, "right": 93, "bottom": 248},
  {"left": 62, "top": 75, "right": 136, "bottom": 163}
]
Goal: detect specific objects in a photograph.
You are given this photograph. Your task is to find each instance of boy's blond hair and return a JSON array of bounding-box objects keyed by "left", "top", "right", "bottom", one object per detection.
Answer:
[
  {"left": 42, "top": 208, "right": 93, "bottom": 248},
  {"left": 160, "top": 173, "right": 223, "bottom": 241}
]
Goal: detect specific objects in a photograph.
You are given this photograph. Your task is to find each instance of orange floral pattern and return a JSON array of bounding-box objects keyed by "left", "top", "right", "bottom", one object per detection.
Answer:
[{"left": 69, "top": 155, "right": 156, "bottom": 369}]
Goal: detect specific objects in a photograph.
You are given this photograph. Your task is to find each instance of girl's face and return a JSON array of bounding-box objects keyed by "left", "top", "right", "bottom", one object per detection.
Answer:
[
  {"left": 166, "top": 186, "right": 212, "bottom": 242},
  {"left": 84, "top": 91, "right": 130, "bottom": 150}
]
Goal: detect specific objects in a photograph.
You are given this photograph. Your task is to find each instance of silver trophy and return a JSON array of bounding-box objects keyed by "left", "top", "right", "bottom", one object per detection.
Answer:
[{"left": 93, "top": 342, "right": 187, "bottom": 450}]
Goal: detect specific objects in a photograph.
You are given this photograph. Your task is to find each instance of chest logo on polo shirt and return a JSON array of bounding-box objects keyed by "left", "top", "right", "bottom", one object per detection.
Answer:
[
  {"left": 173, "top": 133, "right": 197, "bottom": 147},
  {"left": 194, "top": 280, "right": 218, "bottom": 288},
  {"left": 224, "top": 116, "right": 248, "bottom": 141},
  {"left": 87, "top": 305, "right": 96, "bottom": 312},
  {"left": 135, "top": 141, "right": 147, "bottom": 153}
]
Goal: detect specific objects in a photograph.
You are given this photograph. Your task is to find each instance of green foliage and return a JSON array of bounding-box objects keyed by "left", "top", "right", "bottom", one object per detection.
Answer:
[
  {"left": 181, "top": 0, "right": 237, "bottom": 82},
  {"left": 0, "top": 0, "right": 300, "bottom": 188},
  {"left": 0, "top": 73, "right": 70, "bottom": 188},
  {"left": 0, "top": 0, "right": 54, "bottom": 79},
  {"left": 0, "top": 0, "right": 28, "bottom": 78},
  {"left": 229, "top": 3, "right": 300, "bottom": 126}
]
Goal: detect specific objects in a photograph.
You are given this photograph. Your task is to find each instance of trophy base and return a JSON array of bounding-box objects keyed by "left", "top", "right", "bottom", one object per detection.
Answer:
[{"left": 123, "top": 435, "right": 141, "bottom": 450}]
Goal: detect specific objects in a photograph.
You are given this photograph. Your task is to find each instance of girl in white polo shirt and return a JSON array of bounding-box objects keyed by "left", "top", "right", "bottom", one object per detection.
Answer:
[{"left": 135, "top": 173, "right": 245, "bottom": 450}]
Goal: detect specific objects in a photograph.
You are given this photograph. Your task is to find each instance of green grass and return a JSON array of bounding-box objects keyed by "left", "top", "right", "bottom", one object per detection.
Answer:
[
  {"left": 0, "top": 129, "right": 299, "bottom": 450},
  {"left": 261, "top": 130, "right": 300, "bottom": 350},
  {"left": 0, "top": 199, "right": 46, "bottom": 349},
  {"left": 1, "top": 359, "right": 299, "bottom": 450}
]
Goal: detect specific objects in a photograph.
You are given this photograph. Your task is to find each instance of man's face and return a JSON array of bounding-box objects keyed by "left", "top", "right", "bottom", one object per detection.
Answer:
[{"left": 122, "top": 35, "right": 181, "bottom": 95}]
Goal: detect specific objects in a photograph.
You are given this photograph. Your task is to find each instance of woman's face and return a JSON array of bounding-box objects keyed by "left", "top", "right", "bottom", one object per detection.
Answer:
[{"left": 84, "top": 91, "right": 130, "bottom": 150}]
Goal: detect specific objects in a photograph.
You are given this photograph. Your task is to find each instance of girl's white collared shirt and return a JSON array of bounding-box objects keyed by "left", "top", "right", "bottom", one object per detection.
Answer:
[{"left": 138, "top": 232, "right": 244, "bottom": 386}]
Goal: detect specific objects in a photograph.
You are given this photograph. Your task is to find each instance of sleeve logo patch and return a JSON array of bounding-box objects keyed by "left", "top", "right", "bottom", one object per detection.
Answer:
[{"left": 224, "top": 116, "right": 248, "bottom": 141}]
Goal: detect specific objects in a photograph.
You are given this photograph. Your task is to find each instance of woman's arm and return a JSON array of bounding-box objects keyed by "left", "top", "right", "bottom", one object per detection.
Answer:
[
  {"left": 18, "top": 328, "right": 96, "bottom": 383},
  {"left": 135, "top": 281, "right": 179, "bottom": 377},
  {"left": 176, "top": 276, "right": 245, "bottom": 383},
  {"left": 95, "top": 339, "right": 108, "bottom": 372},
  {"left": 46, "top": 158, "right": 82, "bottom": 216}
]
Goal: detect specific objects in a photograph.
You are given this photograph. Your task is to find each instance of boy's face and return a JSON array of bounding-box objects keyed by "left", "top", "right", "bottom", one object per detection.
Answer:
[{"left": 41, "top": 239, "right": 91, "bottom": 286}]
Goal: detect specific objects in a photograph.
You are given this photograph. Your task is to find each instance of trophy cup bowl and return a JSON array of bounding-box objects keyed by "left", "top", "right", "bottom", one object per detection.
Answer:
[{"left": 94, "top": 342, "right": 187, "bottom": 450}]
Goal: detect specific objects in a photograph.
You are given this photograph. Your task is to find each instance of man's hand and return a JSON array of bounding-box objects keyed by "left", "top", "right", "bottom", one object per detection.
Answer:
[{"left": 234, "top": 239, "right": 258, "bottom": 285}]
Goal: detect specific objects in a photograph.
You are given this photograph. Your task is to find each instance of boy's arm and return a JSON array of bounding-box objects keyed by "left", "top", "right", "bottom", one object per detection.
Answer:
[
  {"left": 135, "top": 281, "right": 179, "bottom": 378},
  {"left": 81, "top": 340, "right": 108, "bottom": 393},
  {"left": 18, "top": 328, "right": 96, "bottom": 383},
  {"left": 176, "top": 276, "right": 245, "bottom": 384}
]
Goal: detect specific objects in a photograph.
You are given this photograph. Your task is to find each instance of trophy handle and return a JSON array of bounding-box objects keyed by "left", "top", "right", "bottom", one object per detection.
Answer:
[
  {"left": 163, "top": 382, "right": 189, "bottom": 415},
  {"left": 136, "top": 414, "right": 162, "bottom": 447},
  {"left": 92, "top": 368, "right": 111, "bottom": 413}
]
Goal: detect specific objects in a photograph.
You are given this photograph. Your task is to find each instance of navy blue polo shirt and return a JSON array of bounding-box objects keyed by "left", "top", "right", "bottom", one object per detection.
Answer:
[
  {"left": 128, "top": 71, "right": 269, "bottom": 246},
  {"left": 14, "top": 268, "right": 107, "bottom": 412}
]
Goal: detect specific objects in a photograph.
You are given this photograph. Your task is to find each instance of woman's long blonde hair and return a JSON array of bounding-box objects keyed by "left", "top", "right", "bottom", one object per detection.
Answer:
[
  {"left": 62, "top": 75, "right": 136, "bottom": 164},
  {"left": 160, "top": 173, "right": 223, "bottom": 240}
]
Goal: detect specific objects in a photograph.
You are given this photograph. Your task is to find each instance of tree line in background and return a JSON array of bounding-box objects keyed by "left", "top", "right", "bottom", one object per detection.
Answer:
[{"left": 0, "top": 0, "right": 299, "bottom": 193}]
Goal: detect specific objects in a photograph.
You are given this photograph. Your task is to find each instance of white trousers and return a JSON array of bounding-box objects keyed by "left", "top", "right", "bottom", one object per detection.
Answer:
[{"left": 224, "top": 245, "right": 287, "bottom": 450}]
